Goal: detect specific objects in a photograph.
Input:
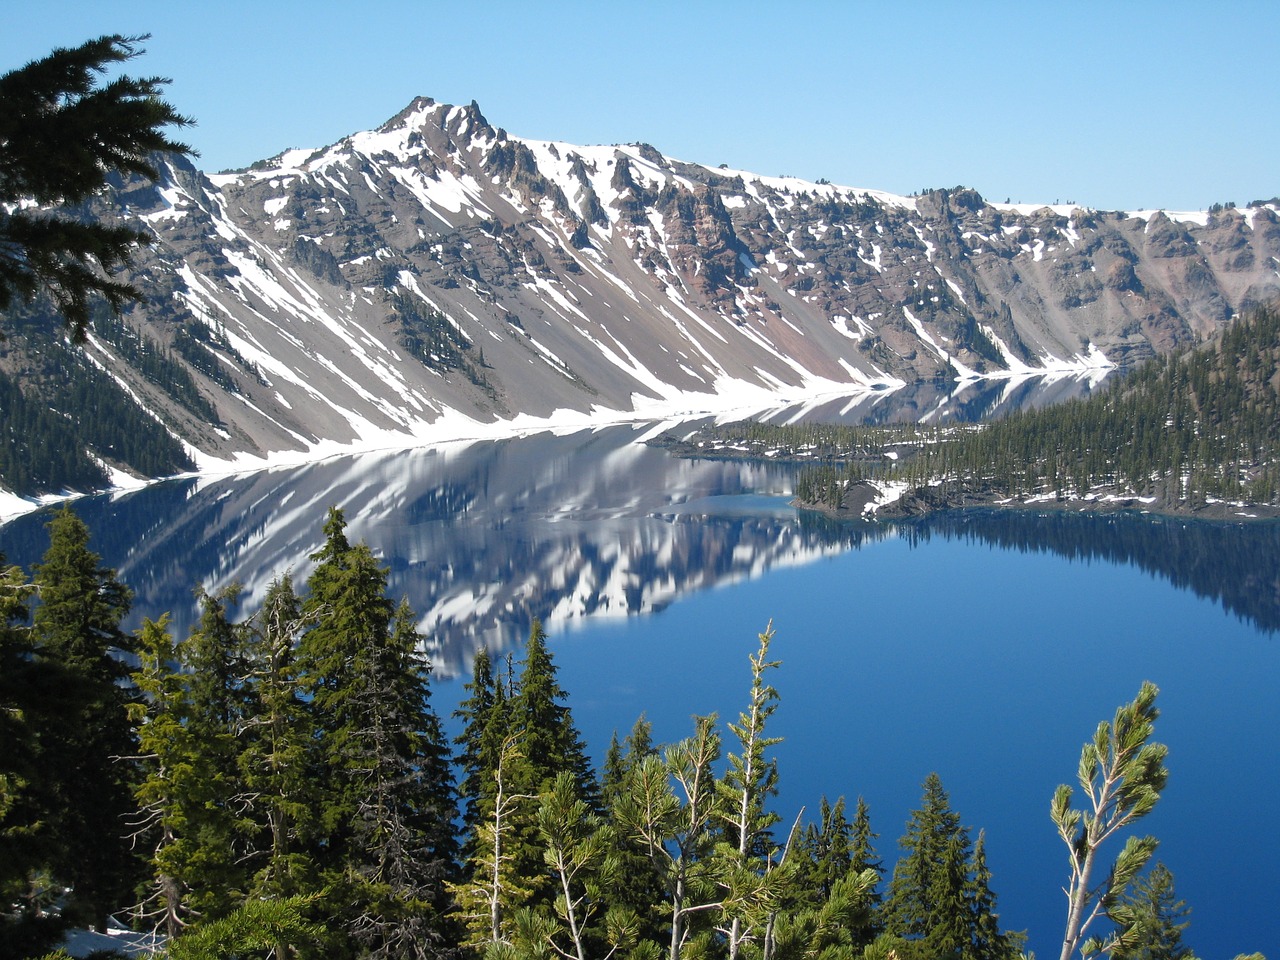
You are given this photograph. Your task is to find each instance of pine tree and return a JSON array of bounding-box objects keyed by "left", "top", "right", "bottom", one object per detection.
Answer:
[
  {"left": 0, "top": 34, "right": 193, "bottom": 338},
  {"left": 716, "top": 622, "right": 785, "bottom": 960},
  {"left": 1053, "top": 682, "right": 1168, "bottom": 960},
  {"left": 612, "top": 714, "right": 723, "bottom": 960},
  {"left": 28, "top": 506, "right": 139, "bottom": 931},
  {"left": 599, "top": 715, "right": 666, "bottom": 945}
]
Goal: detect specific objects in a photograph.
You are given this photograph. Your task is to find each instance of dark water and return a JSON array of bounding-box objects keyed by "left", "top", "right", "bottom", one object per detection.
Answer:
[{"left": 1, "top": 409, "right": 1275, "bottom": 958}]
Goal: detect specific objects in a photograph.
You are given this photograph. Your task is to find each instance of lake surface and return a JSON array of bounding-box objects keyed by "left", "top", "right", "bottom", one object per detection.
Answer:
[{"left": 1, "top": 387, "right": 1275, "bottom": 958}]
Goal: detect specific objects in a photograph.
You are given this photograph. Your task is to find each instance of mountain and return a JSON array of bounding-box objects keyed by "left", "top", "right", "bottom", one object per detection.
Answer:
[{"left": 2, "top": 96, "right": 1278, "bottom": 497}]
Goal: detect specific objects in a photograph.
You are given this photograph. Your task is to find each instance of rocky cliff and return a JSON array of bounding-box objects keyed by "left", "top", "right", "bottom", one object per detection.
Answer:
[{"left": 3, "top": 96, "right": 1278, "bottom": 490}]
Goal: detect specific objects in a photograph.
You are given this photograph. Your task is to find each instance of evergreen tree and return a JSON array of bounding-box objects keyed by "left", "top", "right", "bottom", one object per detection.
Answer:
[
  {"left": 968, "top": 832, "right": 1022, "bottom": 960},
  {"left": 884, "top": 773, "right": 966, "bottom": 949},
  {"left": 1109, "top": 863, "right": 1195, "bottom": 960},
  {"left": 884, "top": 773, "right": 1015, "bottom": 960},
  {"left": 0, "top": 34, "right": 193, "bottom": 338},
  {"left": 454, "top": 645, "right": 499, "bottom": 846},
  {"left": 0, "top": 557, "right": 67, "bottom": 958},
  {"left": 128, "top": 615, "right": 197, "bottom": 939},
  {"left": 1053, "top": 682, "right": 1168, "bottom": 960},
  {"left": 612, "top": 714, "right": 724, "bottom": 960},
  {"left": 849, "top": 795, "right": 885, "bottom": 926},
  {"left": 599, "top": 716, "right": 667, "bottom": 946},
  {"left": 512, "top": 618, "right": 597, "bottom": 803},
  {"left": 28, "top": 506, "right": 138, "bottom": 931},
  {"left": 716, "top": 622, "right": 785, "bottom": 960},
  {"left": 296, "top": 507, "right": 458, "bottom": 958},
  {"left": 485, "top": 619, "right": 598, "bottom": 914},
  {"left": 239, "top": 575, "right": 314, "bottom": 901},
  {"left": 174, "top": 586, "right": 256, "bottom": 920}
]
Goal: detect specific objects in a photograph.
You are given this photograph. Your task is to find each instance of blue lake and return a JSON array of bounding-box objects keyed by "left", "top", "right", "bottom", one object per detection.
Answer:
[{"left": 1, "top": 412, "right": 1276, "bottom": 958}]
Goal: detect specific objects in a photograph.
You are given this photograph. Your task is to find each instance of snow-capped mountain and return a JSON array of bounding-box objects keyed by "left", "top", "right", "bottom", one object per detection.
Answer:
[{"left": 5, "top": 97, "right": 1280, "bottom": 487}]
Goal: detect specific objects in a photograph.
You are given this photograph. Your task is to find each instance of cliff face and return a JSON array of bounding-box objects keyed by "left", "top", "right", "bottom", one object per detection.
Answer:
[{"left": 4, "top": 96, "right": 1278, "bottom": 481}]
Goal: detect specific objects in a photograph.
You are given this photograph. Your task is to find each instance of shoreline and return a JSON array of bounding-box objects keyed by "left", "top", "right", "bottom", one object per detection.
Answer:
[{"left": 793, "top": 480, "right": 1280, "bottom": 524}]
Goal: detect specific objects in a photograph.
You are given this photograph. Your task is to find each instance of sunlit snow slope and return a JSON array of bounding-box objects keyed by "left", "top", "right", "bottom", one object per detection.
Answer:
[{"left": 7, "top": 97, "right": 1280, "bottom": 484}]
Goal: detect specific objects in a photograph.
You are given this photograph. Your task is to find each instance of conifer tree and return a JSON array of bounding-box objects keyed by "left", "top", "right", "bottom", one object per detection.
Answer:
[
  {"left": 1053, "top": 682, "right": 1168, "bottom": 960},
  {"left": 884, "top": 773, "right": 1015, "bottom": 960},
  {"left": 454, "top": 645, "right": 499, "bottom": 845},
  {"left": 512, "top": 618, "right": 596, "bottom": 803},
  {"left": 29, "top": 506, "right": 138, "bottom": 931},
  {"left": 174, "top": 585, "right": 255, "bottom": 919},
  {"left": 716, "top": 622, "right": 785, "bottom": 960},
  {"left": 884, "top": 773, "right": 965, "bottom": 948},
  {"left": 798, "top": 796, "right": 853, "bottom": 905},
  {"left": 600, "top": 716, "right": 666, "bottom": 945},
  {"left": 0, "top": 34, "right": 194, "bottom": 338},
  {"left": 128, "top": 615, "right": 197, "bottom": 939},
  {"left": 239, "top": 575, "right": 313, "bottom": 900},
  {"left": 0, "top": 557, "right": 62, "bottom": 957},
  {"left": 849, "top": 795, "right": 885, "bottom": 933},
  {"left": 613, "top": 714, "right": 723, "bottom": 960},
  {"left": 296, "top": 507, "right": 458, "bottom": 958},
  {"left": 1109, "top": 863, "right": 1195, "bottom": 960}
]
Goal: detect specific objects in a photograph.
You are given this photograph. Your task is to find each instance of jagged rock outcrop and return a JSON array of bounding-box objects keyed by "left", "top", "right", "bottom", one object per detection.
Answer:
[{"left": 3, "top": 96, "right": 1278, "bottom": 485}]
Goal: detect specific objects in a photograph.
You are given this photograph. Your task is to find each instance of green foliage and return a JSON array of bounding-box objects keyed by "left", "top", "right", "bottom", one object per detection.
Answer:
[
  {"left": 161, "top": 895, "right": 322, "bottom": 960},
  {"left": 0, "top": 312, "right": 196, "bottom": 495},
  {"left": 0, "top": 34, "right": 193, "bottom": 339},
  {"left": 89, "top": 311, "right": 218, "bottom": 421},
  {"left": 27, "top": 507, "right": 139, "bottom": 931},
  {"left": 724, "top": 303, "right": 1280, "bottom": 513},
  {"left": 1053, "top": 682, "right": 1169, "bottom": 960},
  {"left": 295, "top": 507, "right": 459, "bottom": 958},
  {"left": 1108, "top": 863, "right": 1195, "bottom": 960},
  {"left": 2, "top": 508, "right": 1145, "bottom": 960},
  {"left": 885, "top": 774, "right": 1019, "bottom": 960}
]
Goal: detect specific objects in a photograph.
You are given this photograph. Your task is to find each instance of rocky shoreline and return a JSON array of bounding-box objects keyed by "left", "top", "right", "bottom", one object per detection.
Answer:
[{"left": 795, "top": 480, "right": 1280, "bottom": 523}]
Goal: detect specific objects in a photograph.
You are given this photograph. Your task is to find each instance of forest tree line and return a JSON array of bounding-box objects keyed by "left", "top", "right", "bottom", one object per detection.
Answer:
[
  {"left": 731, "top": 303, "right": 1280, "bottom": 513},
  {"left": 0, "top": 506, "right": 1222, "bottom": 960}
]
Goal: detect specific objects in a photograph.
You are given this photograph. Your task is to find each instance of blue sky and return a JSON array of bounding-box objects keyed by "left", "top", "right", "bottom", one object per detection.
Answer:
[{"left": 3, "top": 0, "right": 1276, "bottom": 212}]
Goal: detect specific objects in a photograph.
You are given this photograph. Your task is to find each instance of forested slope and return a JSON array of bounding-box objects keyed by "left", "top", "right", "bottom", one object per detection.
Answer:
[{"left": 769, "top": 303, "right": 1280, "bottom": 516}]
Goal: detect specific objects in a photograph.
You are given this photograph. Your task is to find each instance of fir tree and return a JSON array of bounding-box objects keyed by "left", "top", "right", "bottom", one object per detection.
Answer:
[
  {"left": 128, "top": 615, "right": 197, "bottom": 939},
  {"left": 512, "top": 618, "right": 597, "bottom": 803},
  {"left": 28, "top": 506, "right": 138, "bottom": 931},
  {"left": 0, "top": 557, "right": 65, "bottom": 957},
  {"left": 296, "top": 507, "right": 458, "bottom": 958},
  {"left": 884, "top": 773, "right": 1015, "bottom": 960},
  {"left": 0, "top": 34, "right": 193, "bottom": 338},
  {"left": 239, "top": 575, "right": 314, "bottom": 901},
  {"left": 174, "top": 585, "right": 256, "bottom": 920},
  {"left": 1109, "top": 863, "right": 1195, "bottom": 960}
]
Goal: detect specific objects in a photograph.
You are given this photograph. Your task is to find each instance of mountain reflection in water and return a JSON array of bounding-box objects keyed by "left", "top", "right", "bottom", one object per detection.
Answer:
[{"left": 1, "top": 414, "right": 1276, "bottom": 679}]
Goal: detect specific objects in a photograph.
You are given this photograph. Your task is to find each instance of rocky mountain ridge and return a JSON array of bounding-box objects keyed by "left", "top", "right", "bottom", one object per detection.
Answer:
[{"left": 3, "top": 96, "right": 1278, "bottom": 493}]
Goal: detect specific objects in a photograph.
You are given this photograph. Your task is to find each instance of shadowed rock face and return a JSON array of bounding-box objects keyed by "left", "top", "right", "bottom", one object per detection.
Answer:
[{"left": 7, "top": 97, "right": 1279, "bottom": 472}]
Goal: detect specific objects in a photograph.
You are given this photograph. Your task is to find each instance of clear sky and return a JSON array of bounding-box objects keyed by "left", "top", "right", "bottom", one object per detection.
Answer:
[{"left": 3, "top": 0, "right": 1276, "bottom": 213}]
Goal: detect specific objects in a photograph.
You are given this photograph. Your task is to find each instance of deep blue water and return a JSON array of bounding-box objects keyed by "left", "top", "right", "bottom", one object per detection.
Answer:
[
  {"left": 1, "top": 418, "right": 1276, "bottom": 958},
  {"left": 541, "top": 519, "right": 1279, "bottom": 959}
]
